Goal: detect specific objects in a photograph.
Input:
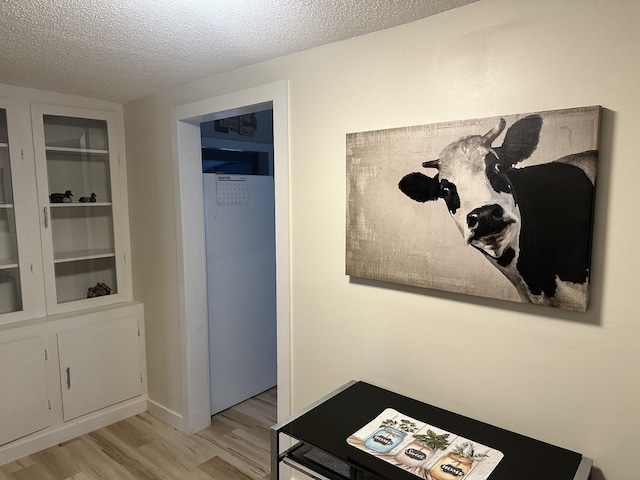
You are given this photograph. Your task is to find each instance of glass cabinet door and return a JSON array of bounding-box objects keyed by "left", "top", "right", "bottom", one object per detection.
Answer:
[
  {"left": 0, "top": 107, "right": 21, "bottom": 315},
  {"left": 32, "top": 105, "right": 125, "bottom": 313},
  {"left": 0, "top": 103, "right": 26, "bottom": 319}
]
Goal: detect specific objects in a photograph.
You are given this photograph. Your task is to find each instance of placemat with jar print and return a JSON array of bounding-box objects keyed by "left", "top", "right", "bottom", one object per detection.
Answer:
[{"left": 347, "top": 408, "right": 504, "bottom": 480}]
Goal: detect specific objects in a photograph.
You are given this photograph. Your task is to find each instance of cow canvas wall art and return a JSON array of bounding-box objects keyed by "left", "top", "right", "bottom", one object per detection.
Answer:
[{"left": 346, "top": 106, "right": 601, "bottom": 311}]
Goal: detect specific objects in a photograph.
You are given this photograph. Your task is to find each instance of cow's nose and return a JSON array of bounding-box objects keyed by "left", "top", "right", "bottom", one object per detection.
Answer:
[{"left": 467, "top": 204, "right": 506, "bottom": 234}]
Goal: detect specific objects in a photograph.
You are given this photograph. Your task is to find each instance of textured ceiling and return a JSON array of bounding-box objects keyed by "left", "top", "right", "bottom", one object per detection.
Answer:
[{"left": 0, "top": 0, "right": 479, "bottom": 104}]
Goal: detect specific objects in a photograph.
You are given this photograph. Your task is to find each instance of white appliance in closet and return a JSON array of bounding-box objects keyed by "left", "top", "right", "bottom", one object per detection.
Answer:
[{"left": 203, "top": 173, "right": 277, "bottom": 415}]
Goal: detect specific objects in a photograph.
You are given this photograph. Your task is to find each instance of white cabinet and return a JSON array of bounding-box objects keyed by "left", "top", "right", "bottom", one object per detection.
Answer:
[
  {"left": 0, "top": 302, "right": 146, "bottom": 465},
  {"left": 0, "top": 336, "right": 50, "bottom": 446},
  {"left": 58, "top": 315, "right": 142, "bottom": 421},
  {"left": 0, "top": 85, "right": 144, "bottom": 466}
]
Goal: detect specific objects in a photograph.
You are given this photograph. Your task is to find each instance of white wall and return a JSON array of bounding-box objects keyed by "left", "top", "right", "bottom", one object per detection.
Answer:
[{"left": 124, "top": 1, "right": 640, "bottom": 478}]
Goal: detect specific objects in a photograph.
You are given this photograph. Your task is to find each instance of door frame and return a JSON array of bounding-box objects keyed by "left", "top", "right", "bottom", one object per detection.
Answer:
[{"left": 170, "top": 81, "right": 291, "bottom": 433}]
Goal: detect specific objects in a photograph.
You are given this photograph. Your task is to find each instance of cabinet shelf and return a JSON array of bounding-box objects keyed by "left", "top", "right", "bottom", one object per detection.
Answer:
[
  {"left": 45, "top": 146, "right": 109, "bottom": 156},
  {"left": 0, "top": 258, "right": 19, "bottom": 269},
  {"left": 53, "top": 249, "right": 115, "bottom": 264},
  {"left": 0, "top": 203, "right": 14, "bottom": 209},
  {"left": 49, "top": 202, "right": 111, "bottom": 208},
  {"left": 0, "top": 142, "right": 8, "bottom": 148}
]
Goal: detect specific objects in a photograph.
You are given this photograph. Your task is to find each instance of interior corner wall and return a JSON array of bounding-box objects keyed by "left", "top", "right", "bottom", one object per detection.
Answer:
[{"left": 123, "top": 0, "right": 640, "bottom": 478}]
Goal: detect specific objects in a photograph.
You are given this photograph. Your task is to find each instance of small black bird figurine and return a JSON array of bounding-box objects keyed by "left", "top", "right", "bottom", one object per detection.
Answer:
[
  {"left": 79, "top": 193, "right": 97, "bottom": 203},
  {"left": 50, "top": 190, "right": 73, "bottom": 203}
]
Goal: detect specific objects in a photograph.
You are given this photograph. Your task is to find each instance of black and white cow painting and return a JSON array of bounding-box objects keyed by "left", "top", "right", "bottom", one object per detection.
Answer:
[{"left": 346, "top": 106, "right": 600, "bottom": 311}]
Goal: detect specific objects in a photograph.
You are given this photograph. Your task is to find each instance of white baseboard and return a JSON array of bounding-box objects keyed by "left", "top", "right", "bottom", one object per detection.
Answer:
[
  {"left": 146, "top": 398, "right": 185, "bottom": 431},
  {"left": 0, "top": 396, "right": 147, "bottom": 466}
]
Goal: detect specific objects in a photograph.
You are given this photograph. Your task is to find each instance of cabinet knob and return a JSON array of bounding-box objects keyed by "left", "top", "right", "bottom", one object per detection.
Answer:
[
  {"left": 66, "top": 367, "right": 71, "bottom": 389},
  {"left": 43, "top": 206, "right": 49, "bottom": 228}
]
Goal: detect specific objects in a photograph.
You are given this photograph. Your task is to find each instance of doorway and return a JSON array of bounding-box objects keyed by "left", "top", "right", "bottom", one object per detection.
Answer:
[
  {"left": 171, "top": 81, "right": 290, "bottom": 434},
  {"left": 201, "top": 110, "right": 277, "bottom": 415}
]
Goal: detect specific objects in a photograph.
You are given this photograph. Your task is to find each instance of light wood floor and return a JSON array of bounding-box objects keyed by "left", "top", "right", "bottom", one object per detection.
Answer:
[{"left": 0, "top": 388, "right": 276, "bottom": 480}]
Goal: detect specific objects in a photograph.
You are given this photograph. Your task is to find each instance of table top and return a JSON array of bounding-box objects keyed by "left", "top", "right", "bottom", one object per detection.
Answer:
[{"left": 276, "top": 381, "right": 584, "bottom": 480}]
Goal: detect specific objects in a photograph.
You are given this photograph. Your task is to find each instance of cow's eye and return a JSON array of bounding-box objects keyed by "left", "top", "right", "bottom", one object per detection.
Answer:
[
  {"left": 494, "top": 163, "right": 502, "bottom": 173},
  {"left": 439, "top": 180, "right": 460, "bottom": 213},
  {"left": 440, "top": 180, "right": 456, "bottom": 198}
]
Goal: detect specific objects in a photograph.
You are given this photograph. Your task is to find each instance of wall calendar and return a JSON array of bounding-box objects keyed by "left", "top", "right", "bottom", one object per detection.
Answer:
[{"left": 216, "top": 175, "right": 249, "bottom": 205}]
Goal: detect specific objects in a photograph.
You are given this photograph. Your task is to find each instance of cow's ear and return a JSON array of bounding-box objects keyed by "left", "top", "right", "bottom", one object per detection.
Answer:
[
  {"left": 399, "top": 172, "right": 441, "bottom": 202},
  {"left": 494, "top": 115, "right": 542, "bottom": 168}
]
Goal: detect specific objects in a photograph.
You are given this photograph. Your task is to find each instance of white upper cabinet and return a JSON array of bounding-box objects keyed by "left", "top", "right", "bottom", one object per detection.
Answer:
[
  {"left": 31, "top": 104, "right": 129, "bottom": 314},
  {"left": 0, "top": 98, "right": 32, "bottom": 323},
  {"left": 0, "top": 95, "right": 132, "bottom": 323}
]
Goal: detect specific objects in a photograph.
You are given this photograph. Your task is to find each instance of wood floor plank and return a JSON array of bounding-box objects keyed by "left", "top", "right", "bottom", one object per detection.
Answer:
[
  {"left": 62, "top": 435, "right": 140, "bottom": 480},
  {"left": 206, "top": 416, "right": 237, "bottom": 437},
  {"left": 0, "top": 457, "right": 35, "bottom": 475},
  {"left": 197, "top": 456, "right": 253, "bottom": 480},
  {"left": 230, "top": 399, "right": 276, "bottom": 428},
  {"left": 127, "top": 414, "right": 216, "bottom": 466},
  {"left": 65, "top": 472, "right": 93, "bottom": 480},
  {"left": 212, "top": 409, "right": 260, "bottom": 431},
  {"left": 66, "top": 472, "right": 96, "bottom": 480},
  {"left": 195, "top": 431, "right": 269, "bottom": 479},
  {"left": 256, "top": 388, "right": 276, "bottom": 404},
  {"left": 136, "top": 441, "right": 212, "bottom": 480},
  {"left": 104, "top": 418, "right": 155, "bottom": 449},
  {"left": 87, "top": 430, "right": 166, "bottom": 480},
  {"left": 29, "top": 444, "right": 82, "bottom": 479},
  {"left": 233, "top": 426, "right": 270, "bottom": 452},
  {"left": 233, "top": 398, "right": 277, "bottom": 427},
  {"left": 10, "top": 463, "right": 57, "bottom": 480}
]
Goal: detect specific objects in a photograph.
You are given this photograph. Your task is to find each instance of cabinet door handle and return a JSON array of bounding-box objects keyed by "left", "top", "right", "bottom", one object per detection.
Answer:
[
  {"left": 44, "top": 206, "right": 49, "bottom": 228},
  {"left": 66, "top": 367, "right": 71, "bottom": 389}
]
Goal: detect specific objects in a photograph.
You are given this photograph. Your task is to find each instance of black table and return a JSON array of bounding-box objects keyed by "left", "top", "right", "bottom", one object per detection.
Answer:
[{"left": 271, "top": 381, "right": 592, "bottom": 480}]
